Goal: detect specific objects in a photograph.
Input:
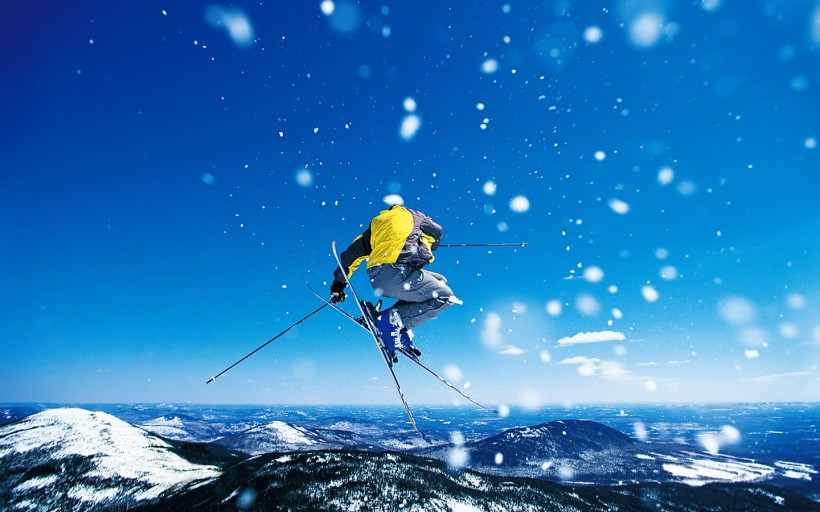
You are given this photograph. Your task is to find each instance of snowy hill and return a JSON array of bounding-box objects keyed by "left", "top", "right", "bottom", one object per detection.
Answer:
[
  {"left": 153, "top": 450, "right": 820, "bottom": 511},
  {"left": 419, "top": 419, "right": 787, "bottom": 487},
  {"left": 213, "top": 420, "right": 349, "bottom": 455},
  {"left": 136, "top": 411, "right": 268, "bottom": 443},
  {"left": 0, "top": 408, "right": 221, "bottom": 510},
  {"left": 212, "top": 416, "right": 411, "bottom": 455},
  {"left": 137, "top": 413, "right": 226, "bottom": 442}
]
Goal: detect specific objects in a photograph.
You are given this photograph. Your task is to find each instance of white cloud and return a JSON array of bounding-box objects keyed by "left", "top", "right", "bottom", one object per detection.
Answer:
[
  {"left": 557, "top": 330, "right": 625, "bottom": 346},
  {"left": 557, "top": 356, "right": 602, "bottom": 365},
  {"left": 598, "top": 360, "right": 632, "bottom": 381},
  {"left": 499, "top": 345, "right": 525, "bottom": 356},
  {"left": 748, "top": 371, "right": 809, "bottom": 383}
]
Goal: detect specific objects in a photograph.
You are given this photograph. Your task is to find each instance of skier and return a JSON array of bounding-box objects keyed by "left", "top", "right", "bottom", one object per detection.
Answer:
[{"left": 330, "top": 205, "right": 459, "bottom": 360}]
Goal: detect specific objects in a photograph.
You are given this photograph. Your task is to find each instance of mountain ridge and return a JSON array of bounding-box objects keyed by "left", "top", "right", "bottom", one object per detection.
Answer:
[{"left": 1, "top": 407, "right": 818, "bottom": 511}]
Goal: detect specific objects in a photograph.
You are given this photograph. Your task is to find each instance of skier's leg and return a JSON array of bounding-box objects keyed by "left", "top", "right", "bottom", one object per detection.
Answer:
[{"left": 368, "top": 264, "right": 455, "bottom": 330}]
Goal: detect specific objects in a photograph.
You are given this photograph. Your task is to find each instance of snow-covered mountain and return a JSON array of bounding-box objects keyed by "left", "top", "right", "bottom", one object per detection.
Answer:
[
  {"left": 416, "top": 419, "right": 810, "bottom": 489},
  {"left": 2, "top": 408, "right": 818, "bottom": 511},
  {"left": 151, "top": 450, "right": 820, "bottom": 511},
  {"left": 212, "top": 416, "right": 432, "bottom": 454},
  {"left": 0, "top": 408, "right": 222, "bottom": 510},
  {"left": 214, "top": 420, "right": 348, "bottom": 455},
  {"left": 137, "top": 413, "right": 229, "bottom": 443}
]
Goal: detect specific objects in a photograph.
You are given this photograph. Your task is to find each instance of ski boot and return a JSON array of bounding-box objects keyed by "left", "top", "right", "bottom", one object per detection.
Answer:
[
  {"left": 357, "top": 300, "right": 382, "bottom": 328},
  {"left": 372, "top": 309, "right": 400, "bottom": 363},
  {"left": 377, "top": 308, "right": 421, "bottom": 359},
  {"left": 398, "top": 328, "right": 421, "bottom": 359}
]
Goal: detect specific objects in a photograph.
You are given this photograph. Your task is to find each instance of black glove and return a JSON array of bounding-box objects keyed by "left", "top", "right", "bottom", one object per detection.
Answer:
[{"left": 330, "top": 280, "right": 346, "bottom": 304}]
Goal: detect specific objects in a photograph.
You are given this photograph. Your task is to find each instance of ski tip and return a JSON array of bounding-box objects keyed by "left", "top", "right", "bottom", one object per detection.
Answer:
[
  {"left": 206, "top": 376, "right": 216, "bottom": 384},
  {"left": 521, "top": 241, "right": 528, "bottom": 247}
]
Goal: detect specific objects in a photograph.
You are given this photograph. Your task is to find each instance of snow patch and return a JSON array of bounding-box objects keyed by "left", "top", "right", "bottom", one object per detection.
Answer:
[{"left": 662, "top": 456, "right": 774, "bottom": 486}]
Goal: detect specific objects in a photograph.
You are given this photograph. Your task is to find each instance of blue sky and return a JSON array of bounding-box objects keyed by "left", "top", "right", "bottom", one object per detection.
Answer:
[{"left": 2, "top": 0, "right": 819, "bottom": 407}]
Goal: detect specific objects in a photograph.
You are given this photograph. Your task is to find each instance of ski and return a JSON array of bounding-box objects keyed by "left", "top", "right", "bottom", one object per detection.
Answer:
[
  {"left": 330, "top": 241, "right": 424, "bottom": 437},
  {"left": 307, "top": 284, "right": 497, "bottom": 414}
]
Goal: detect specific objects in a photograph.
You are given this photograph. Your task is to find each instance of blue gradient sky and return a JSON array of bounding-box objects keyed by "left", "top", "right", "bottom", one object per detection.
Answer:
[{"left": 2, "top": 0, "right": 819, "bottom": 407}]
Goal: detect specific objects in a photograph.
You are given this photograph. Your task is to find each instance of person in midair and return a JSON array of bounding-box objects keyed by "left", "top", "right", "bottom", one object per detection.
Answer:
[{"left": 330, "top": 204, "right": 460, "bottom": 361}]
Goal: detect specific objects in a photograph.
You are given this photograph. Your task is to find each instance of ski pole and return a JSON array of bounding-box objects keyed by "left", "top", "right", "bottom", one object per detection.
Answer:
[
  {"left": 206, "top": 303, "right": 328, "bottom": 384},
  {"left": 439, "top": 242, "right": 527, "bottom": 247}
]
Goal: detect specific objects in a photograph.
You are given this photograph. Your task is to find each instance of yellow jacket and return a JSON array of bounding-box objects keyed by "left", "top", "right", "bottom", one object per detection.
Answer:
[{"left": 334, "top": 205, "right": 442, "bottom": 282}]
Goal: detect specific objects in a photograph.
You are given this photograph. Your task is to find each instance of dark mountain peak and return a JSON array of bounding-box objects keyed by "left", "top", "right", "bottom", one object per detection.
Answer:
[{"left": 481, "top": 419, "right": 637, "bottom": 454}]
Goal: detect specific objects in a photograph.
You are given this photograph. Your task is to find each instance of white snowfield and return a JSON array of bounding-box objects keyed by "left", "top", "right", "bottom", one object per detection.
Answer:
[
  {"left": 137, "top": 415, "right": 192, "bottom": 440},
  {"left": 263, "top": 420, "right": 318, "bottom": 445},
  {"left": 654, "top": 451, "right": 775, "bottom": 486},
  {"left": 0, "top": 408, "right": 221, "bottom": 503}
]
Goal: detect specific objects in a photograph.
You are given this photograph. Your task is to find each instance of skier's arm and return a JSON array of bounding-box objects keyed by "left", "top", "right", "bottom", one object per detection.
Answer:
[
  {"left": 419, "top": 216, "right": 443, "bottom": 251},
  {"left": 333, "top": 228, "right": 373, "bottom": 285}
]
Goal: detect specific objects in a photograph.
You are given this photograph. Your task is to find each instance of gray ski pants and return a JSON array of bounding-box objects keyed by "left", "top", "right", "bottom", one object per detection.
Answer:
[{"left": 367, "top": 264, "right": 454, "bottom": 330}]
